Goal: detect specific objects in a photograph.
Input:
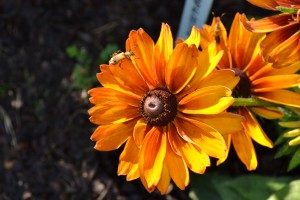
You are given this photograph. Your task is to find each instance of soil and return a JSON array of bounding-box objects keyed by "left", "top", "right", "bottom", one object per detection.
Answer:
[{"left": 0, "top": 0, "right": 291, "bottom": 199}]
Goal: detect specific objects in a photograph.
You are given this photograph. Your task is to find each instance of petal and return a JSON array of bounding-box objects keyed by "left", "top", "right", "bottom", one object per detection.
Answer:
[
  {"left": 128, "top": 28, "right": 157, "bottom": 88},
  {"left": 133, "top": 118, "right": 151, "bottom": 147},
  {"left": 165, "top": 141, "right": 189, "bottom": 190},
  {"left": 217, "top": 134, "right": 232, "bottom": 165},
  {"left": 197, "top": 69, "right": 240, "bottom": 90},
  {"left": 156, "top": 163, "right": 171, "bottom": 194},
  {"left": 190, "top": 112, "right": 245, "bottom": 135},
  {"left": 240, "top": 107, "right": 274, "bottom": 148},
  {"left": 257, "top": 90, "right": 300, "bottom": 108},
  {"left": 165, "top": 43, "right": 198, "bottom": 94},
  {"left": 91, "top": 120, "right": 137, "bottom": 151},
  {"left": 252, "top": 74, "right": 300, "bottom": 92},
  {"left": 174, "top": 116, "right": 227, "bottom": 159},
  {"left": 108, "top": 58, "right": 149, "bottom": 96},
  {"left": 88, "top": 102, "right": 140, "bottom": 125},
  {"left": 242, "top": 13, "right": 297, "bottom": 32},
  {"left": 231, "top": 130, "right": 258, "bottom": 170},
  {"left": 179, "top": 86, "right": 234, "bottom": 114},
  {"left": 139, "top": 127, "right": 167, "bottom": 188},
  {"left": 229, "top": 13, "right": 265, "bottom": 69},
  {"left": 88, "top": 87, "right": 140, "bottom": 107},
  {"left": 247, "top": 0, "right": 278, "bottom": 10},
  {"left": 153, "top": 23, "right": 173, "bottom": 86},
  {"left": 168, "top": 124, "right": 210, "bottom": 173},
  {"left": 119, "top": 137, "right": 139, "bottom": 163},
  {"left": 185, "top": 26, "right": 201, "bottom": 48},
  {"left": 118, "top": 161, "right": 140, "bottom": 181},
  {"left": 250, "top": 107, "right": 284, "bottom": 119}
]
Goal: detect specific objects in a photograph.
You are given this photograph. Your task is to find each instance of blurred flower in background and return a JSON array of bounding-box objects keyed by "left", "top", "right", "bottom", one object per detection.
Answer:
[
  {"left": 88, "top": 23, "right": 244, "bottom": 193},
  {"left": 242, "top": 0, "right": 300, "bottom": 68},
  {"left": 200, "top": 12, "right": 300, "bottom": 170}
]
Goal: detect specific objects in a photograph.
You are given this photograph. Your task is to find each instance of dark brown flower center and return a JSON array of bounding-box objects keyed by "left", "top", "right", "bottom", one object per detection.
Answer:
[
  {"left": 140, "top": 88, "right": 177, "bottom": 126},
  {"left": 232, "top": 68, "right": 251, "bottom": 98}
]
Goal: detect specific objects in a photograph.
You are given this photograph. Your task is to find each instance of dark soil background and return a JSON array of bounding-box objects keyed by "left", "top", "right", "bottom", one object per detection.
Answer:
[{"left": 0, "top": 0, "right": 290, "bottom": 199}]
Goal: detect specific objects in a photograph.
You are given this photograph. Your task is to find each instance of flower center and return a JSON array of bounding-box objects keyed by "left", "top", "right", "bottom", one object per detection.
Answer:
[
  {"left": 140, "top": 88, "right": 177, "bottom": 126},
  {"left": 232, "top": 68, "right": 252, "bottom": 98}
]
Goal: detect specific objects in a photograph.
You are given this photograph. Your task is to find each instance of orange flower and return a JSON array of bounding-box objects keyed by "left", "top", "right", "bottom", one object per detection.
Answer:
[
  {"left": 200, "top": 13, "right": 300, "bottom": 170},
  {"left": 88, "top": 23, "right": 244, "bottom": 193},
  {"left": 241, "top": 0, "right": 300, "bottom": 68}
]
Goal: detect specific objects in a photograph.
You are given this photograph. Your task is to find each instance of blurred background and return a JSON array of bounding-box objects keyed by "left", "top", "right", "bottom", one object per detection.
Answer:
[{"left": 0, "top": 0, "right": 293, "bottom": 199}]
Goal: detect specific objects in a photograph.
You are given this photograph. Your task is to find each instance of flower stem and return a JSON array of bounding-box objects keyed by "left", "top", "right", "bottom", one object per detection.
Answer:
[{"left": 232, "top": 98, "right": 279, "bottom": 107}]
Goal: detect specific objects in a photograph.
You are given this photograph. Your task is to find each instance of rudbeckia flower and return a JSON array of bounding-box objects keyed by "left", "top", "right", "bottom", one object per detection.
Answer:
[
  {"left": 200, "top": 13, "right": 300, "bottom": 170},
  {"left": 88, "top": 23, "right": 244, "bottom": 193},
  {"left": 241, "top": 0, "right": 300, "bottom": 68}
]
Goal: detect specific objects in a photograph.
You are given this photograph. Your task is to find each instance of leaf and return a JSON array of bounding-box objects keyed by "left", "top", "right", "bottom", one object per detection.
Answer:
[
  {"left": 287, "top": 147, "right": 300, "bottom": 172},
  {"left": 66, "top": 45, "right": 79, "bottom": 58},
  {"left": 275, "top": 143, "right": 297, "bottom": 158},
  {"left": 267, "top": 180, "right": 300, "bottom": 200},
  {"left": 98, "top": 43, "right": 119, "bottom": 64},
  {"left": 275, "top": 6, "right": 298, "bottom": 14}
]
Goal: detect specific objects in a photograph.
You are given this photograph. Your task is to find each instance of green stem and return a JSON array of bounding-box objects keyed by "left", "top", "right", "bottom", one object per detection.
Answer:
[{"left": 232, "top": 98, "right": 279, "bottom": 107}]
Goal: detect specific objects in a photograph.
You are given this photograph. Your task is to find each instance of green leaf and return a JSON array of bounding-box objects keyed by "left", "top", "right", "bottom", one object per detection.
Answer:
[
  {"left": 66, "top": 45, "right": 79, "bottom": 58},
  {"left": 288, "top": 147, "right": 300, "bottom": 172},
  {"left": 276, "top": 6, "right": 298, "bottom": 14},
  {"left": 275, "top": 143, "right": 297, "bottom": 158},
  {"left": 267, "top": 180, "right": 300, "bottom": 200}
]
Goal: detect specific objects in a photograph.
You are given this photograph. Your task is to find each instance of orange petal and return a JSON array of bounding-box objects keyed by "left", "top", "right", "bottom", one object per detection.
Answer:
[
  {"left": 119, "top": 137, "right": 139, "bottom": 163},
  {"left": 197, "top": 69, "right": 240, "bottom": 90},
  {"left": 185, "top": 26, "right": 201, "bottom": 48},
  {"left": 139, "top": 127, "right": 167, "bottom": 188},
  {"left": 153, "top": 23, "right": 173, "bottom": 86},
  {"left": 118, "top": 161, "right": 140, "bottom": 181},
  {"left": 257, "top": 90, "right": 300, "bottom": 108},
  {"left": 128, "top": 28, "right": 157, "bottom": 88},
  {"left": 156, "top": 163, "right": 171, "bottom": 194},
  {"left": 88, "top": 103, "right": 140, "bottom": 125},
  {"left": 190, "top": 112, "right": 244, "bottom": 135},
  {"left": 231, "top": 130, "right": 258, "bottom": 170},
  {"left": 240, "top": 108, "right": 274, "bottom": 148},
  {"left": 178, "top": 86, "right": 233, "bottom": 114},
  {"left": 91, "top": 120, "right": 137, "bottom": 151},
  {"left": 165, "top": 141, "right": 189, "bottom": 190},
  {"left": 247, "top": 0, "right": 278, "bottom": 10},
  {"left": 217, "top": 134, "right": 232, "bottom": 165},
  {"left": 242, "top": 13, "right": 297, "bottom": 32},
  {"left": 168, "top": 125, "right": 210, "bottom": 173},
  {"left": 108, "top": 58, "right": 149, "bottom": 96},
  {"left": 252, "top": 74, "right": 300, "bottom": 92},
  {"left": 250, "top": 107, "right": 284, "bottom": 119},
  {"left": 88, "top": 87, "right": 140, "bottom": 107},
  {"left": 133, "top": 118, "right": 150, "bottom": 147},
  {"left": 174, "top": 116, "right": 226, "bottom": 159},
  {"left": 165, "top": 43, "right": 198, "bottom": 94}
]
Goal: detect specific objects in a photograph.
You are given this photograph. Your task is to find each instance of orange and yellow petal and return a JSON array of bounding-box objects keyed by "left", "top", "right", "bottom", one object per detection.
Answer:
[
  {"left": 156, "top": 163, "right": 171, "bottom": 194},
  {"left": 250, "top": 107, "right": 284, "bottom": 119},
  {"left": 165, "top": 141, "right": 189, "bottom": 190},
  {"left": 190, "top": 112, "right": 245, "bottom": 135},
  {"left": 165, "top": 43, "right": 198, "bottom": 94},
  {"left": 174, "top": 116, "right": 226, "bottom": 159},
  {"left": 242, "top": 13, "right": 296, "bottom": 32},
  {"left": 247, "top": 0, "right": 278, "bottom": 10},
  {"left": 168, "top": 123, "right": 210, "bottom": 173},
  {"left": 257, "top": 90, "right": 300, "bottom": 108},
  {"left": 178, "top": 86, "right": 233, "bottom": 114},
  {"left": 88, "top": 102, "right": 140, "bottom": 125},
  {"left": 240, "top": 107, "right": 274, "bottom": 148},
  {"left": 139, "top": 127, "right": 167, "bottom": 188},
  {"left": 128, "top": 28, "right": 157, "bottom": 88},
  {"left": 153, "top": 23, "right": 173, "bottom": 86},
  {"left": 184, "top": 26, "right": 201, "bottom": 48},
  {"left": 217, "top": 134, "right": 232, "bottom": 165},
  {"left": 231, "top": 130, "right": 258, "bottom": 170},
  {"left": 119, "top": 137, "right": 139, "bottom": 163},
  {"left": 133, "top": 118, "right": 150, "bottom": 147},
  {"left": 91, "top": 120, "right": 137, "bottom": 151}
]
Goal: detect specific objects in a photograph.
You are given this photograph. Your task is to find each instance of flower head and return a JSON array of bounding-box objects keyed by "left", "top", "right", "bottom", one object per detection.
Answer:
[
  {"left": 89, "top": 23, "right": 244, "bottom": 193},
  {"left": 200, "top": 13, "right": 300, "bottom": 170},
  {"left": 242, "top": 0, "right": 300, "bottom": 68}
]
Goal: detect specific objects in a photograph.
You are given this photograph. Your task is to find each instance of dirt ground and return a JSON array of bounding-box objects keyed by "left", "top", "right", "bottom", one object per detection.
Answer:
[{"left": 0, "top": 0, "right": 292, "bottom": 199}]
